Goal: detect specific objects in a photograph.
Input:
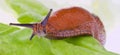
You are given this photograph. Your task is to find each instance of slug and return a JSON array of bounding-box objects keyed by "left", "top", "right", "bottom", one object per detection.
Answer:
[{"left": 10, "top": 7, "right": 106, "bottom": 45}]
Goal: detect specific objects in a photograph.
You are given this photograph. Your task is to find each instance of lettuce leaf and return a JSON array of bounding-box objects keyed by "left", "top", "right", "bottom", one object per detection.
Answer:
[{"left": 0, "top": 23, "right": 118, "bottom": 55}]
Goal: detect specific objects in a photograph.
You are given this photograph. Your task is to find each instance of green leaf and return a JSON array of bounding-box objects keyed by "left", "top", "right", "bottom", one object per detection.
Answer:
[
  {"left": 6, "top": 0, "right": 49, "bottom": 23},
  {"left": 0, "top": 23, "right": 54, "bottom": 55},
  {"left": 0, "top": 23, "right": 118, "bottom": 55}
]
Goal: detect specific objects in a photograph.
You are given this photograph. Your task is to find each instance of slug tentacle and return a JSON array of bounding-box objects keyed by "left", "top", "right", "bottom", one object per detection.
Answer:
[
  {"left": 41, "top": 9, "right": 52, "bottom": 27},
  {"left": 30, "top": 33, "right": 35, "bottom": 40},
  {"left": 10, "top": 23, "right": 33, "bottom": 28}
]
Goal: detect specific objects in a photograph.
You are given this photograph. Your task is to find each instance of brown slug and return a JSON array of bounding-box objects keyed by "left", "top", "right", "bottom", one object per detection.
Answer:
[{"left": 10, "top": 7, "right": 106, "bottom": 45}]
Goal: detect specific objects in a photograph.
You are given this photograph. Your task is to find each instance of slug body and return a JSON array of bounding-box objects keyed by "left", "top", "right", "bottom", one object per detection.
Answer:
[{"left": 10, "top": 7, "right": 106, "bottom": 45}]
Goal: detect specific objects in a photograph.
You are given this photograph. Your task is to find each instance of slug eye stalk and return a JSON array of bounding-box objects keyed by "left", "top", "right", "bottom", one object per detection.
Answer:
[{"left": 9, "top": 23, "right": 33, "bottom": 28}]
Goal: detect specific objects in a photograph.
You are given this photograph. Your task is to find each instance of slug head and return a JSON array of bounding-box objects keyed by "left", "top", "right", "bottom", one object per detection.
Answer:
[
  {"left": 10, "top": 9, "right": 52, "bottom": 40},
  {"left": 32, "top": 23, "right": 46, "bottom": 39}
]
